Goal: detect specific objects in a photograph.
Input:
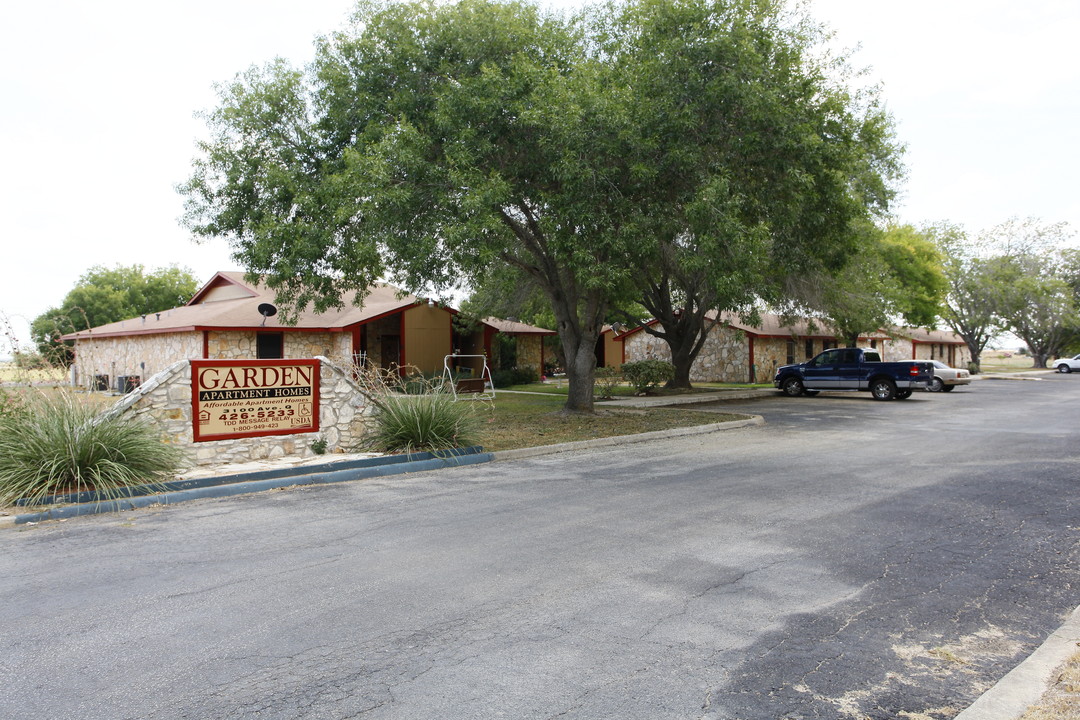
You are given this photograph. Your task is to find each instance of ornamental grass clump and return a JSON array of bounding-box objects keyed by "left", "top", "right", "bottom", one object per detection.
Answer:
[
  {"left": 367, "top": 391, "right": 482, "bottom": 453},
  {"left": 0, "top": 392, "right": 184, "bottom": 507},
  {"left": 356, "top": 364, "right": 483, "bottom": 453}
]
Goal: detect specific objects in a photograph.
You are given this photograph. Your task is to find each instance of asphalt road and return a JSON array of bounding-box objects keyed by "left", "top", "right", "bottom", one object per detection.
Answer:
[{"left": 2, "top": 375, "right": 1078, "bottom": 719}]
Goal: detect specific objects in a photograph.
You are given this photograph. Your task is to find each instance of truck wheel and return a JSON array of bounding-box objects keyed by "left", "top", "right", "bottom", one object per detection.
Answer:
[
  {"left": 896, "top": 390, "right": 912, "bottom": 399},
  {"left": 781, "top": 377, "right": 807, "bottom": 397},
  {"left": 870, "top": 378, "right": 896, "bottom": 401},
  {"left": 927, "top": 377, "right": 944, "bottom": 392}
]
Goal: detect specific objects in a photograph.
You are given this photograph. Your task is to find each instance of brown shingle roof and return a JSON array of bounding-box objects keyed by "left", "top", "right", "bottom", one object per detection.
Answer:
[{"left": 62, "top": 273, "right": 426, "bottom": 339}]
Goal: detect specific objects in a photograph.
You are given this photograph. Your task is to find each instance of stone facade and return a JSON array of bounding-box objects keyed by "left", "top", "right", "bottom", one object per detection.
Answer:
[
  {"left": 622, "top": 325, "right": 753, "bottom": 383},
  {"left": 104, "top": 356, "right": 373, "bottom": 468},
  {"left": 621, "top": 323, "right": 973, "bottom": 383},
  {"left": 73, "top": 330, "right": 356, "bottom": 392},
  {"left": 72, "top": 333, "right": 203, "bottom": 390},
  {"left": 516, "top": 336, "right": 544, "bottom": 373}
]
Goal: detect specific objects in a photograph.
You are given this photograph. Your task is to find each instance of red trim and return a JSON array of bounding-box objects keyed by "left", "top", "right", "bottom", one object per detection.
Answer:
[
  {"left": 748, "top": 335, "right": 756, "bottom": 382},
  {"left": 202, "top": 331, "right": 209, "bottom": 359},
  {"left": 398, "top": 312, "right": 407, "bottom": 376},
  {"left": 191, "top": 359, "right": 320, "bottom": 442},
  {"left": 186, "top": 272, "right": 259, "bottom": 306}
]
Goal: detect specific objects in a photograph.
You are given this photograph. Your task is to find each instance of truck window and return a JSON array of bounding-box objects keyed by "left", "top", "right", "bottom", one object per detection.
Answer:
[
  {"left": 863, "top": 351, "right": 882, "bottom": 362},
  {"left": 838, "top": 349, "right": 858, "bottom": 364},
  {"left": 811, "top": 350, "right": 839, "bottom": 367}
]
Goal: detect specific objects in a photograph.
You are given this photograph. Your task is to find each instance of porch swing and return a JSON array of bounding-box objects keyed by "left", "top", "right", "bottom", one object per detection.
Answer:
[{"left": 441, "top": 354, "right": 496, "bottom": 400}]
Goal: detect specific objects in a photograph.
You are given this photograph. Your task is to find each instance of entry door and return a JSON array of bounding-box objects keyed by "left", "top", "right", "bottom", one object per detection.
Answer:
[{"left": 381, "top": 335, "right": 400, "bottom": 368}]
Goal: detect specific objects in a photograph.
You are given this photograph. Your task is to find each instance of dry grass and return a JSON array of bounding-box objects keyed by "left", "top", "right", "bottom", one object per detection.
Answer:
[
  {"left": 979, "top": 350, "right": 1048, "bottom": 373},
  {"left": 1018, "top": 650, "right": 1080, "bottom": 720},
  {"left": 473, "top": 392, "right": 743, "bottom": 451},
  {"left": 0, "top": 361, "right": 68, "bottom": 384}
]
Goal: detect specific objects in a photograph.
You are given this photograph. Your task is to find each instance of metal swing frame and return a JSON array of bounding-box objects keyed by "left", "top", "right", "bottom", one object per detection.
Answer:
[{"left": 441, "top": 354, "right": 496, "bottom": 400}]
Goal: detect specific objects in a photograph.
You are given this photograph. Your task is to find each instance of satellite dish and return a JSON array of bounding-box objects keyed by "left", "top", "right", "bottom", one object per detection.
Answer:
[{"left": 257, "top": 303, "right": 278, "bottom": 326}]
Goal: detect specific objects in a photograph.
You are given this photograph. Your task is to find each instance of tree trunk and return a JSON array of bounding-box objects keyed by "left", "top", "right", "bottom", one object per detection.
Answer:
[
  {"left": 563, "top": 339, "right": 598, "bottom": 412},
  {"left": 543, "top": 285, "right": 605, "bottom": 414}
]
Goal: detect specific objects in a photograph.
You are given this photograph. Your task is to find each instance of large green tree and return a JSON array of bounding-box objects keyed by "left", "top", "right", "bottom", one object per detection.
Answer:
[
  {"left": 933, "top": 222, "right": 1001, "bottom": 371},
  {"left": 181, "top": 0, "right": 902, "bottom": 410},
  {"left": 31, "top": 265, "right": 199, "bottom": 365},
  {"left": 982, "top": 219, "right": 1079, "bottom": 368},
  {"left": 786, "top": 223, "right": 946, "bottom": 347}
]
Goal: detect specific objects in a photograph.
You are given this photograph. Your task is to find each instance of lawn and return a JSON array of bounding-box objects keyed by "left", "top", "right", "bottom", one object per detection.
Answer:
[
  {"left": 471, "top": 392, "right": 745, "bottom": 452},
  {"left": 499, "top": 380, "right": 771, "bottom": 396},
  {"left": 979, "top": 350, "right": 1054, "bottom": 373}
]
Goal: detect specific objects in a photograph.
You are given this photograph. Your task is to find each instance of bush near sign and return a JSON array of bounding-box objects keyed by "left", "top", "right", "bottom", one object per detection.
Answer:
[{"left": 191, "top": 359, "right": 320, "bottom": 442}]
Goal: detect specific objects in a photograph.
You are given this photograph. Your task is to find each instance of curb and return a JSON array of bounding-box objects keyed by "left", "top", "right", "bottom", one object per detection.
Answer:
[
  {"left": 954, "top": 605, "right": 1080, "bottom": 719},
  {"left": 6, "top": 450, "right": 493, "bottom": 526},
  {"left": 2, "top": 417, "right": 764, "bottom": 527},
  {"left": 491, "top": 416, "right": 765, "bottom": 461}
]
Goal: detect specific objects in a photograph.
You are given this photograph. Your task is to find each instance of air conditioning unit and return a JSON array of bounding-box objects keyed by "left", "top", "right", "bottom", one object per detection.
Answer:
[{"left": 116, "top": 375, "right": 141, "bottom": 394}]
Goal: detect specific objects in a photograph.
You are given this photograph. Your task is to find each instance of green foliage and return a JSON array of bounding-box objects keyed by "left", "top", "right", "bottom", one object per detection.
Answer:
[
  {"left": 791, "top": 223, "right": 947, "bottom": 345},
  {"left": 594, "top": 366, "right": 621, "bottom": 400},
  {"left": 181, "top": 0, "right": 901, "bottom": 412},
  {"left": 621, "top": 360, "right": 675, "bottom": 393},
  {"left": 355, "top": 364, "right": 484, "bottom": 452},
  {"left": 492, "top": 367, "right": 539, "bottom": 388},
  {"left": 31, "top": 264, "right": 199, "bottom": 365},
  {"left": 310, "top": 436, "right": 328, "bottom": 455},
  {"left": 982, "top": 220, "right": 1080, "bottom": 367},
  {"left": 932, "top": 222, "right": 1002, "bottom": 370},
  {"left": 0, "top": 392, "right": 184, "bottom": 507}
]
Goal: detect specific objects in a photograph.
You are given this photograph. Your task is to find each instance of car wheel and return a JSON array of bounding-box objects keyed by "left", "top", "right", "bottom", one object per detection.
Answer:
[
  {"left": 870, "top": 378, "right": 896, "bottom": 401},
  {"left": 927, "top": 377, "right": 944, "bottom": 392},
  {"left": 897, "top": 390, "right": 912, "bottom": 399},
  {"left": 940, "top": 384, "right": 956, "bottom": 392},
  {"left": 1059, "top": 364, "right": 1073, "bottom": 374},
  {"left": 781, "top": 377, "right": 806, "bottom": 397}
]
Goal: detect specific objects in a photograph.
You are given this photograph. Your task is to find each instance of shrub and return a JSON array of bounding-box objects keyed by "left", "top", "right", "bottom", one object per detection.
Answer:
[
  {"left": 0, "top": 392, "right": 184, "bottom": 507},
  {"left": 367, "top": 391, "right": 481, "bottom": 453},
  {"left": 356, "top": 364, "right": 484, "bottom": 453},
  {"left": 594, "top": 366, "right": 621, "bottom": 400},
  {"left": 621, "top": 359, "right": 675, "bottom": 393},
  {"left": 491, "top": 367, "right": 539, "bottom": 388}
]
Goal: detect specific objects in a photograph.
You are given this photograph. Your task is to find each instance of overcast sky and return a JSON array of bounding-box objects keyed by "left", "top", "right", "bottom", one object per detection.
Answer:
[{"left": 2, "top": 0, "right": 1077, "bottom": 352}]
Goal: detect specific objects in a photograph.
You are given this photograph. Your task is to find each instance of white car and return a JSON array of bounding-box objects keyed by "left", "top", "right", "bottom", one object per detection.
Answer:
[
  {"left": 926, "top": 360, "right": 971, "bottom": 392},
  {"left": 1053, "top": 354, "right": 1080, "bottom": 373}
]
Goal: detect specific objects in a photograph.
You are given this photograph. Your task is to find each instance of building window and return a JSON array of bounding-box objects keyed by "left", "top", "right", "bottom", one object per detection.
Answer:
[
  {"left": 805, "top": 339, "right": 814, "bottom": 359},
  {"left": 786, "top": 340, "right": 795, "bottom": 365},
  {"left": 822, "top": 339, "right": 838, "bottom": 351},
  {"left": 257, "top": 332, "right": 284, "bottom": 359},
  {"left": 870, "top": 339, "right": 877, "bottom": 349}
]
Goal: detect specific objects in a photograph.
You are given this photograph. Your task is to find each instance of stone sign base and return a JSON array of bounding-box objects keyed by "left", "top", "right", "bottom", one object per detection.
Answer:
[{"left": 103, "top": 356, "right": 372, "bottom": 468}]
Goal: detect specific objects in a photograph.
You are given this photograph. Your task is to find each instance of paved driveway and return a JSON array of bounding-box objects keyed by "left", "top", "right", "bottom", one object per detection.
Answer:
[{"left": 1, "top": 376, "right": 1078, "bottom": 719}]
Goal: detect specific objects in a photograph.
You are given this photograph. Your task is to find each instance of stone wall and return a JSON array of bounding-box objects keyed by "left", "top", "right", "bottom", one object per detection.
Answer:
[
  {"left": 73, "top": 333, "right": 203, "bottom": 390},
  {"left": 206, "top": 330, "right": 352, "bottom": 362},
  {"left": 105, "top": 356, "right": 373, "bottom": 468},
  {"left": 622, "top": 325, "right": 752, "bottom": 383},
  {"left": 516, "top": 336, "right": 544, "bottom": 373}
]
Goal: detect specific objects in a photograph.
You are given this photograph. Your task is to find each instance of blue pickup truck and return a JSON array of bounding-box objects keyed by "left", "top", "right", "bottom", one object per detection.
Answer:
[{"left": 773, "top": 347, "right": 933, "bottom": 401}]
